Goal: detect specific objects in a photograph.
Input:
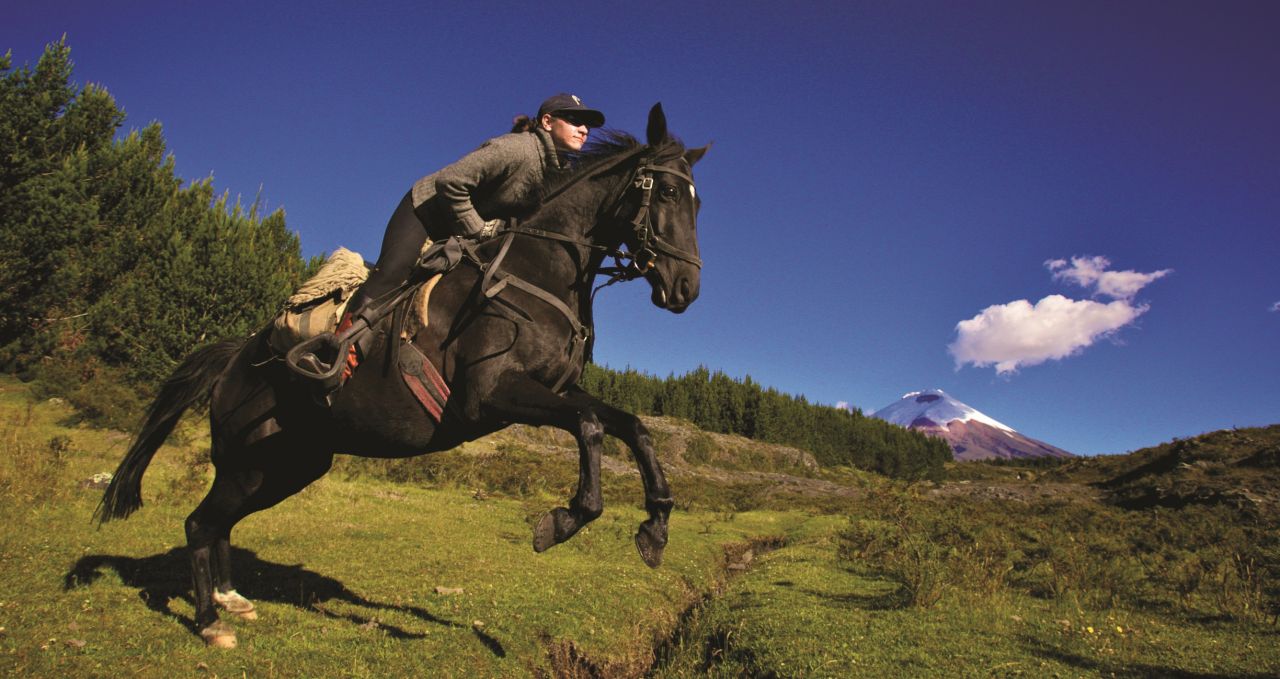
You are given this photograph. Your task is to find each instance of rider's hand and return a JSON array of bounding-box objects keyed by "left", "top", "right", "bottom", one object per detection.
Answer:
[{"left": 478, "top": 219, "right": 505, "bottom": 240}]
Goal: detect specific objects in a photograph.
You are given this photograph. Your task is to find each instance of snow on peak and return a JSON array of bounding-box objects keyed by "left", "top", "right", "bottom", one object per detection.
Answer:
[{"left": 873, "top": 389, "right": 1014, "bottom": 433}]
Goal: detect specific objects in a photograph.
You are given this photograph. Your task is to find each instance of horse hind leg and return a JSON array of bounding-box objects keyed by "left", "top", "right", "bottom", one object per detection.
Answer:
[
  {"left": 211, "top": 531, "right": 257, "bottom": 620},
  {"left": 187, "top": 474, "right": 246, "bottom": 648},
  {"left": 187, "top": 435, "right": 333, "bottom": 647}
]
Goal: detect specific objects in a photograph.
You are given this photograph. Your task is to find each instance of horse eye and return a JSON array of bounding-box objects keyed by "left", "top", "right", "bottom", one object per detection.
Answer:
[{"left": 659, "top": 185, "right": 679, "bottom": 200}]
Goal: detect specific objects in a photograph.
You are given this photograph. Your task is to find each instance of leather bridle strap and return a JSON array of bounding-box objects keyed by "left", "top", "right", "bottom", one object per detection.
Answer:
[
  {"left": 505, "top": 153, "right": 703, "bottom": 274},
  {"left": 624, "top": 163, "right": 702, "bottom": 270}
]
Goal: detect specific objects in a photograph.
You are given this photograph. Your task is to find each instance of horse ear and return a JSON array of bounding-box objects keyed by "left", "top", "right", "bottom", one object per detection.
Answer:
[
  {"left": 684, "top": 143, "right": 710, "bottom": 166},
  {"left": 646, "top": 103, "right": 668, "bottom": 146}
]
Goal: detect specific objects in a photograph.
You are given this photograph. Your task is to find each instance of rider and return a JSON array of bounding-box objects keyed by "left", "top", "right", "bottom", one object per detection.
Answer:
[{"left": 317, "top": 93, "right": 606, "bottom": 380}]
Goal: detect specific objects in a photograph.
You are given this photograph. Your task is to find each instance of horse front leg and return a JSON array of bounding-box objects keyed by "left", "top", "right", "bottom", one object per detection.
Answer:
[
  {"left": 564, "top": 387, "right": 672, "bottom": 568},
  {"left": 481, "top": 377, "right": 604, "bottom": 552},
  {"left": 532, "top": 411, "right": 604, "bottom": 552}
]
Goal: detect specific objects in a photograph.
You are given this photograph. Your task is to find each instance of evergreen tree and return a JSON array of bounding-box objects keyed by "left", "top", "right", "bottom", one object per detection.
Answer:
[
  {"left": 0, "top": 39, "right": 312, "bottom": 387},
  {"left": 0, "top": 40, "right": 122, "bottom": 353},
  {"left": 581, "top": 362, "right": 952, "bottom": 480}
]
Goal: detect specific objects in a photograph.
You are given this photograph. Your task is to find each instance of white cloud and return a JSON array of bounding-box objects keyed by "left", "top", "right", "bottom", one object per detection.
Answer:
[
  {"left": 951, "top": 255, "right": 1169, "bottom": 374},
  {"left": 1271, "top": 301, "right": 1280, "bottom": 313},
  {"left": 950, "top": 295, "right": 1148, "bottom": 374},
  {"left": 1046, "top": 255, "right": 1171, "bottom": 300}
]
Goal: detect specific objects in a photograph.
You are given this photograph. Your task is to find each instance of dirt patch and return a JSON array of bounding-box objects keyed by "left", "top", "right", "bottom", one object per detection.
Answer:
[
  {"left": 647, "top": 535, "right": 789, "bottom": 677},
  {"left": 537, "top": 634, "right": 607, "bottom": 679}
]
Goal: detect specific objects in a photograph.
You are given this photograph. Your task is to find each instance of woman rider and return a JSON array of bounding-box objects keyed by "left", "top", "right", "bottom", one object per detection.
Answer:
[{"left": 314, "top": 93, "right": 606, "bottom": 380}]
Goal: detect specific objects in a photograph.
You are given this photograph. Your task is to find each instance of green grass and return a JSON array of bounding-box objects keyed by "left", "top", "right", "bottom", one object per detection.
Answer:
[
  {"left": 1, "top": 376, "right": 1277, "bottom": 677},
  {"left": 0, "top": 451, "right": 781, "bottom": 677},
  {"left": 0, "top": 377, "right": 811, "bottom": 677},
  {"left": 653, "top": 521, "right": 1279, "bottom": 678}
]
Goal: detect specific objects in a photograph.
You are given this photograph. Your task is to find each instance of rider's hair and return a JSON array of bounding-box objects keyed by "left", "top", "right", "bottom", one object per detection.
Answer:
[{"left": 510, "top": 114, "right": 538, "bottom": 133}]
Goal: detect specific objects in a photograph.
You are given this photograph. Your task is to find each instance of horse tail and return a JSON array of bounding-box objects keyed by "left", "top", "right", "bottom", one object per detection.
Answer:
[{"left": 96, "top": 340, "right": 241, "bottom": 524}]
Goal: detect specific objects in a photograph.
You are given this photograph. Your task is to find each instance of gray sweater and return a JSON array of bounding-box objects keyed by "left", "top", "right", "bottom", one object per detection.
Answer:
[{"left": 410, "top": 127, "right": 562, "bottom": 237}]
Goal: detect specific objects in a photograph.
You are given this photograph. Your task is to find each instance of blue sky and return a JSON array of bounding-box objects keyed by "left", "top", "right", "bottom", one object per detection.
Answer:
[{"left": 7, "top": 1, "right": 1277, "bottom": 455}]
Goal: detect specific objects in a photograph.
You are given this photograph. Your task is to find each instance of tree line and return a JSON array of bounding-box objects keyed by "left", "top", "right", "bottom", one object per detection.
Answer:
[
  {"left": 1, "top": 39, "right": 949, "bottom": 479},
  {"left": 579, "top": 364, "right": 952, "bottom": 480}
]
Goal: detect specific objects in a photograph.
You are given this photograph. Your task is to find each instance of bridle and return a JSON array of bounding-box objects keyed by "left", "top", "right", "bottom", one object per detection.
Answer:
[
  {"left": 497, "top": 147, "right": 701, "bottom": 284},
  {"left": 606, "top": 159, "right": 703, "bottom": 278}
]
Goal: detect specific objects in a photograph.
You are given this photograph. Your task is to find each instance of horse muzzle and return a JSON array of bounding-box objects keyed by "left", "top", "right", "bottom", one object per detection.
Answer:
[{"left": 649, "top": 272, "right": 699, "bottom": 313}]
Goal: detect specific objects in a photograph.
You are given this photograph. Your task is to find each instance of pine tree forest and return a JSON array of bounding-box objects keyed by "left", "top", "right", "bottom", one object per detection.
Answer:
[{"left": 579, "top": 364, "right": 951, "bottom": 480}]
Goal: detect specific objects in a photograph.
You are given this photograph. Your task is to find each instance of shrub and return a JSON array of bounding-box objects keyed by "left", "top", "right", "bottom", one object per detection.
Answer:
[
  {"left": 31, "top": 353, "right": 149, "bottom": 430},
  {"left": 841, "top": 491, "right": 965, "bottom": 608},
  {"left": 684, "top": 432, "right": 715, "bottom": 466}
]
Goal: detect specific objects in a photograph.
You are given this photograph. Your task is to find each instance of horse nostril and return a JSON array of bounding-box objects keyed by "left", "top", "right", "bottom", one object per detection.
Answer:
[{"left": 678, "top": 278, "right": 691, "bottom": 303}]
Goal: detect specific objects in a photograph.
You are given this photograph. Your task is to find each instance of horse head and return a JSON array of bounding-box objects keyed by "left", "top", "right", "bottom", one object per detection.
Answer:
[{"left": 625, "top": 103, "right": 708, "bottom": 314}]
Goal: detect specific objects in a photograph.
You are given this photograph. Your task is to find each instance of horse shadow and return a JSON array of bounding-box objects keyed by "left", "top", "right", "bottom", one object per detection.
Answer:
[{"left": 63, "top": 547, "right": 505, "bottom": 656}]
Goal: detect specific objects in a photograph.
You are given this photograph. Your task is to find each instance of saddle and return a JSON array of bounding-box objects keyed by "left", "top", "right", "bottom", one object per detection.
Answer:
[
  {"left": 277, "top": 239, "right": 462, "bottom": 418},
  {"left": 268, "top": 247, "right": 367, "bottom": 355}
]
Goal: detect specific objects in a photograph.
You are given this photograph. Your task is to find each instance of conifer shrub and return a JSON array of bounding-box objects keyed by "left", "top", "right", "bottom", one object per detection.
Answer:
[
  {"left": 580, "top": 364, "right": 952, "bottom": 481},
  {"left": 1, "top": 40, "right": 311, "bottom": 421}
]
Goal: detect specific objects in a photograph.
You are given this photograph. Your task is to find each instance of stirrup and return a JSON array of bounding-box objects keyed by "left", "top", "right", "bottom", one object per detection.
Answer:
[
  {"left": 285, "top": 332, "right": 352, "bottom": 393},
  {"left": 293, "top": 352, "right": 329, "bottom": 375},
  {"left": 283, "top": 277, "right": 423, "bottom": 397}
]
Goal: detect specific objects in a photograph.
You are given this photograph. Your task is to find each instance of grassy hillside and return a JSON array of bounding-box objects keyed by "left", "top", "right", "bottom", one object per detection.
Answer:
[
  {"left": 1, "top": 375, "right": 1276, "bottom": 677},
  {"left": 1048, "top": 425, "right": 1280, "bottom": 514}
]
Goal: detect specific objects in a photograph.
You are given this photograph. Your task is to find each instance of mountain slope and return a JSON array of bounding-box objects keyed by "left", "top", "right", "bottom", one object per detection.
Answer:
[
  {"left": 1048, "top": 424, "right": 1280, "bottom": 514},
  {"left": 873, "top": 389, "right": 1072, "bottom": 462}
]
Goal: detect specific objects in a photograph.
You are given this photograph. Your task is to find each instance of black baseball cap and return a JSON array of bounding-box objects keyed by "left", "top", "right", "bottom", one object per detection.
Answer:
[{"left": 537, "top": 93, "right": 605, "bottom": 127}]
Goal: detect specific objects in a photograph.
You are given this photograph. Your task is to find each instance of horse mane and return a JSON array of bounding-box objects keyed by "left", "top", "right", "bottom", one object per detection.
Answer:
[{"left": 542, "top": 129, "right": 688, "bottom": 198}]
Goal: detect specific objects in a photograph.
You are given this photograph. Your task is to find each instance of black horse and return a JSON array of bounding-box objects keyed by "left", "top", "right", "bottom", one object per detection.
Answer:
[{"left": 98, "top": 104, "right": 707, "bottom": 647}]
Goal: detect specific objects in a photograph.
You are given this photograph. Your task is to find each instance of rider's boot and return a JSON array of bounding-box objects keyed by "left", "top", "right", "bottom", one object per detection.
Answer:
[{"left": 334, "top": 311, "right": 361, "bottom": 381}]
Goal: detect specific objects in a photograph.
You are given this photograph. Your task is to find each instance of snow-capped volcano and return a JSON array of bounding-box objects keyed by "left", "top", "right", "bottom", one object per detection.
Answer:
[{"left": 872, "top": 389, "right": 1073, "bottom": 461}]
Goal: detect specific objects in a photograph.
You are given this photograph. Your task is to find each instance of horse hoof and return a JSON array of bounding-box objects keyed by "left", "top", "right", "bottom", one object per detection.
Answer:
[
  {"left": 213, "top": 589, "right": 258, "bottom": 620},
  {"left": 200, "top": 620, "right": 237, "bottom": 649},
  {"left": 635, "top": 526, "right": 666, "bottom": 569},
  {"left": 533, "top": 512, "right": 558, "bottom": 553},
  {"left": 533, "top": 507, "right": 579, "bottom": 552}
]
